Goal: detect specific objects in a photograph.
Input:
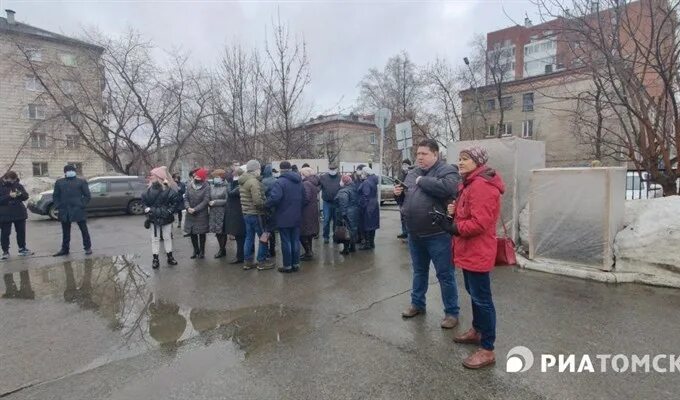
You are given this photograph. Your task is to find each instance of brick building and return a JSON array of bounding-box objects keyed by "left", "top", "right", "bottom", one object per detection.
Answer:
[
  {"left": 0, "top": 10, "right": 107, "bottom": 180},
  {"left": 460, "top": 0, "right": 656, "bottom": 167}
]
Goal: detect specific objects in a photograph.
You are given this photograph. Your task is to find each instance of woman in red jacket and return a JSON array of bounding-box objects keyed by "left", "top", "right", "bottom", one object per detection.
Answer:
[{"left": 447, "top": 146, "right": 505, "bottom": 369}]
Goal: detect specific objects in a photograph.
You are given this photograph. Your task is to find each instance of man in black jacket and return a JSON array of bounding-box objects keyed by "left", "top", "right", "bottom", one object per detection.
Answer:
[
  {"left": 394, "top": 139, "right": 460, "bottom": 329},
  {"left": 53, "top": 164, "right": 92, "bottom": 257},
  {"left": 0, "top": 171, "right": 33, "bottom": 260},
  {"left": 319, "top": 163, "right": 341, "bottom": 244}
]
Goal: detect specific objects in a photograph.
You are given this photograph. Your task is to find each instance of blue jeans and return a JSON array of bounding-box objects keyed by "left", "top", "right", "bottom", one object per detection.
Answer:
[
  {"left": 243, "top": 215, "right": 268, "bottom": 263},
  {"left": 407, "top": 233, "right": 459, "bottom": 316},
  {"left": 322, "top": 201, "right": 335, "bottom": 240},
  {"left": 463, "top": 270, "right": 496, "bottom": 350},
  {"left": 279, "top": 226, "right": 301, "bottom": 267}
]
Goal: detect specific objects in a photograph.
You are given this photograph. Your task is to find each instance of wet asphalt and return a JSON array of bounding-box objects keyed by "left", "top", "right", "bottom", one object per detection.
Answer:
[{"left": 1, "top": 208, "right": 679, "bottom": 399}]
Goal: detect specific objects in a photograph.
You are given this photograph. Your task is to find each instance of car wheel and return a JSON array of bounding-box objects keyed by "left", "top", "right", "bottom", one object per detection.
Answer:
[
  {"left": 127, "top": 199, "right": 145, "bottom": 215},
  {"left": 48, "top": 204, "right": 59, "bottom": 220}
]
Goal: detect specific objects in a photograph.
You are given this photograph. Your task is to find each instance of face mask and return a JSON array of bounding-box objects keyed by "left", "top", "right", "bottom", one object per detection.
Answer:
[
  {"left": 214, "top": 177, "right": 223, "bottom": 184},
  {"left": 328, "top": 170, "right": 337, "bottom": 176},
  {"left": 402, "top": 165, "right": 409, "bottom": 171},
  {"left": 65, "top": 171, "right": 76, "bottom": 178}
]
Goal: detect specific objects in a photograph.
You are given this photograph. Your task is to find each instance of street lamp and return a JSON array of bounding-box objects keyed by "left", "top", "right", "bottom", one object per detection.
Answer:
[{"left": 463, "top": 56, "right": 486, "bottom": 140}]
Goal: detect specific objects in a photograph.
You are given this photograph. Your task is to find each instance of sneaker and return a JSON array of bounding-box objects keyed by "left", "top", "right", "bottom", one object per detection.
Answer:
[
  {"left": 84, "top": 248, "right": 93, "bottom": 255},
  {"left": 1, "top": 252, "right": 9, "bottom": 261},
  {"left": 243, "top": 261, "right": 257, "bottom": 270},
  {"left": 257, "top": 261, "right": 275, "bottom": 271},
  {"left": 18, "top": 248, "right": 34, "bottom": 256},
  {"left": 291, "top": 264, "right": 300, "bottom": 272},
  {"left": 277, "top": 266, "right": 293, "bottom": 273}
]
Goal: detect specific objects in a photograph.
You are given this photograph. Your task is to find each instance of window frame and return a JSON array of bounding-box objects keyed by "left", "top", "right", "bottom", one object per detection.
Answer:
[
  {"left": 26, "top": 48, "right": 42, "bottom": 62},
  {"left": 32, "top": 162, "right": 48, "bottom": 177},
  {"left": 486, "top": 99, "right": 496, "bottom": 111},
  {"left": 31, "top": 133, "right": 48, "bottom": 149},
  {"left": 65, "top": 135, "right": 80, "bottom": 149},
  {"left": 27, "top": 104, "right": 46, "bottom": 120},
  {"left": 59, "top": 53, "right": 77, "bottom": 67},
  {"left": 500, "top": 96, "right": 514, "bottom": 110},
  {"left": 523, "top": 93, "right": 535, "bottom": 112},
  {"left": 522, "top": 119, "right": 534, "bottom": 138}
]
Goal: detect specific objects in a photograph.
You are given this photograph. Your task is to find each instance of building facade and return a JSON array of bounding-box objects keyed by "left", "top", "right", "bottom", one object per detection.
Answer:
[
  {"left": 299, "top": 113, "right": 380, "bottom": 165},
  {"left": 461, "top": 1, "right": 654, "bottom": 167},
  {"left": 0, "top": 10, "right": 107, "bottom": 180}
]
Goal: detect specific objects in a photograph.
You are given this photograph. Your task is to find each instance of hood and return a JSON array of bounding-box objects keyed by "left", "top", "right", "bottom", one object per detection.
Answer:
[
  {"left": 465, "top": 166, "right": 505, "bottom": 194},
  {"left": 304, "top": 174, "right": 320, "bottom": 186},
  {"left": 367, "top": 174, "right": 379, "bottom": 185},
  {"left": 263, "top": 164, "right": 273, "bottom": 178},
  {"left": 280, "top": 171, "right": 302, "bottom": 184}
]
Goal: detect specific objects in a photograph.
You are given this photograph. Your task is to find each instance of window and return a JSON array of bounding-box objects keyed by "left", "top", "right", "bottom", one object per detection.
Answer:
[
  {"left": 109, "top": 181, "right": 131, "bottom": 192},
  {"left": 25, "top": 75, "right": 41, "bottom": 91},
  {"left": 27, "top": 104, "right": 46, "bottom": 120},
  {"left": 31, "top": 133, "right": 48, "bottom": 148},
  {"left": 486, "top": 125, "right": 496, "bottom": 137},
  {"left": 522, "top": 120, "right": 534, "bottom": 138},
  {"left": 67, "top": 162, "right": 83, "bottom": 175},
  {"left": 88, "top": 182, "right": 107, "bottom": 193},
  {"left": 523, "top": 93, "right": 534, "bottom": 111},
  {"left": 66, "top": 135, "right": 80, "bottom": 149},
  {"left": 59, "top": 53, "right": 77, "bottom": 67},
  {"left": 130, "top": 181, "right": 147, "bottom": 191},
  {"left": 486, "top": 99, "right": 496, "bottom": 111},
  {"left": 500, "top": 96, "right": 514, "bottom": 110},
  {"left": 32, "top": 162, "right": 48, "bottom": 177},
  {"left": 61, "top": 80, "right": 74, "bottom": 94},
  {"left": 370, "top": 133, "right": 377, "bottom": 145},
  {"left": 26, "top": 48, "right": 42, "bottom": 62},
  {"left": 500, "top": 122, "right": 513, "bottom": 136}
]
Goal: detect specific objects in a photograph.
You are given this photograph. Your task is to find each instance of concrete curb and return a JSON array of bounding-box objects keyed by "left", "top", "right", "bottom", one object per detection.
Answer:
[{"left": 516, "top": 255, "right": 680, "bottom": 289}]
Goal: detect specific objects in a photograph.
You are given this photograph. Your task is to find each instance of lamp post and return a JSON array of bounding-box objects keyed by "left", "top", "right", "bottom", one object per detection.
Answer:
[
  {"left": 374, "top": 108, "right": 391, "bottom": 205},
  {"left": 464, "top": 56, "right": 486, "bottom": 140}
]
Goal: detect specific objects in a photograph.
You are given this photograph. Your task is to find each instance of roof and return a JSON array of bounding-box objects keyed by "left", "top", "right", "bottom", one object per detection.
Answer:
[
  {"left": 0, "top": 16, "right": 104, "bottom": 52},
  {"left": 301, "top": 113, "right": 376, "bottom": 129},
  {"left": 459, "top": 67, "right": 590, "bottom": 97}
]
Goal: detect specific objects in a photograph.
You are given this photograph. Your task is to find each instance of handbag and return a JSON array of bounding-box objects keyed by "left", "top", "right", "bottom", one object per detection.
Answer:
[
  {"left": 495, "top": 214, "right": 517, "bottom": 266},
  {"left": 334, "top": 225, "right": 350, "bottom": 243}
]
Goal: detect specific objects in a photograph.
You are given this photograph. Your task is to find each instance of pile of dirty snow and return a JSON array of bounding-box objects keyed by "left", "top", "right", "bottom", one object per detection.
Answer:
[
  {"left": 20, "top": 177, "right": 56, "bottom": 196},
  {"left": 614, "top": 196, "right": 680, "bottom": 279}
]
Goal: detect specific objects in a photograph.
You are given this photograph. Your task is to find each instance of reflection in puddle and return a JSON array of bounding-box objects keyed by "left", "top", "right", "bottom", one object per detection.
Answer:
[{"left": 1, "top": 256, "right": 311, "bottom": 363}]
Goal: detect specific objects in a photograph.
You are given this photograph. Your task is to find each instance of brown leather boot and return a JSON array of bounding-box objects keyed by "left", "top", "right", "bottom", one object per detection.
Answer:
[
  {"left": 453, "top": 328, "right": 482, "bottom": 345},
  {"left": 401, "top": 305, "right": 425, "bottom": 318},
  {"left": 462, "top": 348, "right": 496, "bottom": 369},
  {"left": 440, "top": 314, "right": 459, "bottom": 329}
]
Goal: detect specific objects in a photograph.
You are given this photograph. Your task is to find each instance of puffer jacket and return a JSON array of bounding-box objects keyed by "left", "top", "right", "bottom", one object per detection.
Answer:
[
  {"left": 208, "top": 182, "right": 228, "bottom": 234},
  {"left": 396, "top": 159, "right": 460, "bottom": 237},
  {"left": 358, "top": 174, "right": 380, "bottom": 231},
  {"left": 0, "top": 180, "right": 29, "bottom": 223},
  {"left": 265, "top": 171, "right": 306, "bottom": 229},
  {"left": 238, "top": 172, "right": 264, "bottom": 216},
  {"left": 183, "top": 182, "right": 210, "bottom": 234},
  {"left": 142, "top": 183, "right": 179, "bottom": 227},
  {"left": 452, "top": 166, "right": 505, "bottom": 273},
  {"left": 335, "top": 183, "right": 360, "bottom": 239}
]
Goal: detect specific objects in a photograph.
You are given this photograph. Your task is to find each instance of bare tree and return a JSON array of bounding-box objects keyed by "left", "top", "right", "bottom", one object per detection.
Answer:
[
  {"left": 12, "top": 28, "right": 210, "bottom": 175},
  {"left": 423, "top": 57, "right": 464, "bottom": 143},
  {"left": 534, "top": 0, "right": 680, "bottom": 195},
  {"left": 261, "top": 11, "right": 312, "bottom": 160}
]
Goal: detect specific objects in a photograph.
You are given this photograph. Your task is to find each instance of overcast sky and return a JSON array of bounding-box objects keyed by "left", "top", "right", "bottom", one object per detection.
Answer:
[{"left": 4, "top": 0, "right": 540, "bottom": 114}]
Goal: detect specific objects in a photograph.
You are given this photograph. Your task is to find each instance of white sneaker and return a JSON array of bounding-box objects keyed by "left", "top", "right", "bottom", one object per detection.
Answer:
[
  {"left": 18, "top": 248, "right": 34, "bottom": 256},
  {"left": 1, "top": 252, "right": 9, "bottom": 260}
]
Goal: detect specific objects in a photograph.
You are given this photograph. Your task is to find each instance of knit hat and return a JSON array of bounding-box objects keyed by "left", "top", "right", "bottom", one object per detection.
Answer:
[
  {"left": 300, "top": 167, "right": 314, "bottom": 178},
  {"left": 194, "top": 168, "right": 208, "bottom": 181},
  {"left": 402, "top": 159, "right": 412, "bottom": 165},
  {"left": 279, "top": 161, "right": 292, "bottom": 171},
  {"left": 341, "top": 174, "right": 353, "bottom": 186},
  {"left": 211, "top": 169, "right": 227, "bottom": 178},
  {"left": 460, "top": 146, "right": 489, "bottom": 167},
  {"left": 64, "top": 164, "right": 76, "bottom": 173},
  {"left": 362, "top": 167, "right": 375, "bottom": 176},
  {"left": 246, "top": 159, "right": 261, "bottom": 172},
  {"left": 150, "top": 166, "right": 178, "bottom": 190}
]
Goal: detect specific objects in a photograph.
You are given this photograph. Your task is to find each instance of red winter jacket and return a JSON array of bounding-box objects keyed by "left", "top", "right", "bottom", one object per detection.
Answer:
[{"left": 452, "top": 166, "right": 505, "bottom": 273}]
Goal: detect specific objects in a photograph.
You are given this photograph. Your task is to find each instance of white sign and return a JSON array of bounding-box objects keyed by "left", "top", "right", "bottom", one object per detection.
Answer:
[
  {"left": 395, "top": 120, "right": 413, "bottom": 150},
  {"left": 374, "top": 108, "right": 392, "bottom": 130}
]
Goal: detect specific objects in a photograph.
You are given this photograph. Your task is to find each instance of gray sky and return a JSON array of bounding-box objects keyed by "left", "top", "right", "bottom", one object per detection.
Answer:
[{"left": 3, "top": 0, "right": 539, "bottom": 114}]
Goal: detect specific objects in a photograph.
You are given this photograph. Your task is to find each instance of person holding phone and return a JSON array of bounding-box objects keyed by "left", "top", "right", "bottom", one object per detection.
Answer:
[{"left": 0, "top": 171, "right": 33, "bottom": 260}]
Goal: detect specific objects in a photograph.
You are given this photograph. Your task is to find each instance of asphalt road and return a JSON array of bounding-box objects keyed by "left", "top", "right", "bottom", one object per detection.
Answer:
[{"left": 1, "top": 210, "right": 679, "bottom": 399}]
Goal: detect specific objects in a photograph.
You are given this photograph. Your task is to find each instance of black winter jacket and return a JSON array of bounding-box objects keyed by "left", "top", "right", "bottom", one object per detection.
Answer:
[
  {"left": 142, "top": 183, "right": 179, "bottom": 227},
  {"left": 0, "top": 180, "right": 29, "bottom": 223}
]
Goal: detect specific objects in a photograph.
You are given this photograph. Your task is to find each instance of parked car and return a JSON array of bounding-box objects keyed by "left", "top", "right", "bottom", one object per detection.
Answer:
[
  {"left": 27, "top": 176, "right": 148, "bottom": 219},
  {"left": 626, "top": 171, "right": 663, "bottom": 200},
  {"left": 379, "top": 175, "right": 397, "bottom": 205}
]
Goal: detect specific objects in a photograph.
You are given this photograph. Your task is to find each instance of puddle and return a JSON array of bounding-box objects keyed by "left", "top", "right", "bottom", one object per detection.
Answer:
[{"left": 1, "top": 256, "right": 311, "bottom": 378}]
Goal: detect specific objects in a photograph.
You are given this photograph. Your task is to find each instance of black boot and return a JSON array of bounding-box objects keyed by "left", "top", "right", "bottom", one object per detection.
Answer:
[
  {"left": 215, "top": 248, "right": 226, "bottom": 259},
  {"left": 198, "top": 234, "right": 206, "bottom": 259},
  {"left": 349, "top": 241, "right": 356, "bottom": 253},
  {"left": 370, "top": 231, "right": 376, "bottom": 249},
  {"left": 190, "top": 235, "right": 199, "bottom": 259},
  {"left": 340, "top": 241, "right": 350, "bottom": 255},
  {"left": 152, "top": 254, "right": 160, "bottom": 269},
  {"left": 215, "top": 235, "right": 227, "bottom": 258},
  {"left": 167, "top": 252, "right": 178, "bottom": 266},
  {"left": 359, "top": 233, "right": 372, "bottom": 250}
]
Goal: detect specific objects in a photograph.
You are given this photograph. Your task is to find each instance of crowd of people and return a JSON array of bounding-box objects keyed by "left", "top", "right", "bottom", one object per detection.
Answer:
[{"left": 0, "top": 138, "right": 505, "bottom": 370}]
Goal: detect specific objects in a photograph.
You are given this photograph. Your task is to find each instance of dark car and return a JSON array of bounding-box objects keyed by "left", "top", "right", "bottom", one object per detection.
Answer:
[{"left": 27, "top": 176, "right": 148, "bottom": 220}]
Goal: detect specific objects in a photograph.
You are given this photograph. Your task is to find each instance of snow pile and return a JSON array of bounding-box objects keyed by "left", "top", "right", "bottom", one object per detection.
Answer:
[
  {"left": 614, "top": 196, "right": 680, "bottom": 282},
  {"left": 20, "top": 177, "right": 56, "bottom": 196}
]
